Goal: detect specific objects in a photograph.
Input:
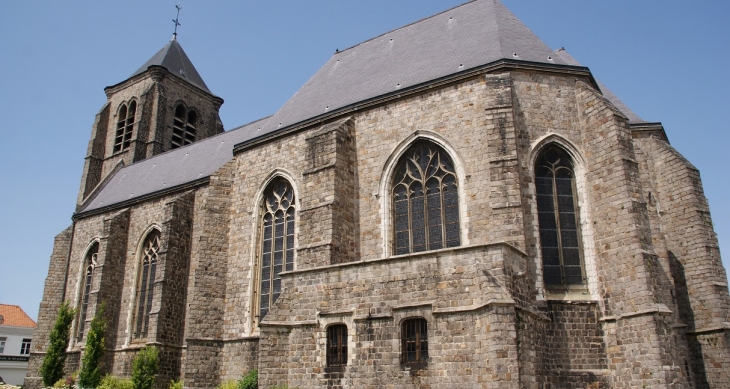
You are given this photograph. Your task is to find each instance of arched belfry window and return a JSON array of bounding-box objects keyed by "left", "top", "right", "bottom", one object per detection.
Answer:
[
  {"left": 257, "top": 179, "right": 295, "bottom": 321},
  {"left": 132, "top": 229, "right": 160, "bottom": 339},
  {"left": 113, "top": 101, "right": 136, "bottom": 152},
  {"left": 392, "top": 141, "right": 460, "bottom": 255},
  {"left": 171, "top": 104, "right": 197, "bottom": 149},
  {"left": 535, "top": 145, "right": 585, "bottom": 288},
  {"left": 77, "top": 242, "right": 98, "bottom": 341}
]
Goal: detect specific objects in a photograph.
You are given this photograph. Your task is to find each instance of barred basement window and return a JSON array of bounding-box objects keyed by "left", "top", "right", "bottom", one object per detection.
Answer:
[
  {"left": 77, "top": 242, "right": 99, "bottom": 341},
  {"left": 171, "top": 104, "right": 198, "bottom": 149},
  {"left": 535, "top": 145, "right": 585, "bottom": 288},
  {"left": 257, "top": 179, "right": 295, "bottom": 321},
  {"left": 113, "top": 101, "right": 136, "bottom": 153},
  {"left": 326, "top": 325, "right": 348, "bottom": 367},
  {"left": 401, "top": 318, "right": 428, "bottom": 364},
  {"left": 392, "top": 141, "right": 460, "bottom": 255},
  {"left": 132, "top": 230, "right": 160, "bottom": 339}
]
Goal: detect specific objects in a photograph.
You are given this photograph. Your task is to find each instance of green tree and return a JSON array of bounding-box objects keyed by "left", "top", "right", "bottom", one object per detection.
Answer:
[
  {"left": 132, "top": 346, "right": 158, "bottom": 389},
  {"left": 78, "top": 303, "right": 106, "bottom": 388},
  {"left": 40, "top": 301, "right": 77, "bottom": 387},
  {"left": 237, "top": 370, "right": 257, "bottom": 389}
]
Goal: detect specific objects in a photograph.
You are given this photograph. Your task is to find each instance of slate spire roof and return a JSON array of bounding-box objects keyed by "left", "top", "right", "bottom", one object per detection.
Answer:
[
  {"left": 130, "top": 36, "right": 212, "bottom": 94},
  {"left": 79, "top": 0, "right": 646, "bottom": 214}
]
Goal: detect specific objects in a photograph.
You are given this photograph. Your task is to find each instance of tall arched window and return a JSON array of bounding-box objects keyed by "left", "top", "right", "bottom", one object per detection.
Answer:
[
  {"left": 257, "top": 179, "right": 295, "bottom": 321},
  {"left": 392, "top": 141, "right": 460, "bottom": 255},
  {"left": 113, "top": 101, "right": 136, "bottom": 153},
  {"left": 77, "top": 242, "right": 98, "bottom": 342},
  {"left": 132, "top": 230, "right": 160, "bottom": 339},
  {"left": 535, "top": 145, "right": 585, "bottom": 288},
  {"left": 171, "top": 104, "right": 197, "bottom": 149}
]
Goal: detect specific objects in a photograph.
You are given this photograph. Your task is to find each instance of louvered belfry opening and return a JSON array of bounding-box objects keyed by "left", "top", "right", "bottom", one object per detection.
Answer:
[
  {"left": 258, "top": 178, "right": 295, "bottom": 321},
  {"left": 535, "top": 145, "right": 585, "bottom": 288},
  {"left": 113, "top": 101, "right": 136, "bottom": 153},
  {"left": 402, "top": 318, "right": 428, "bottom": 364},
  {"left": 392, "top": 141, "right": 460, "bottom": 255},
  {"left": 133, "top": 230, "right": 160, "bottom": 339},
  {"left": 327, "top": 324, "right": 348, "bottom": 367},
  {"left": 76, "top": 242, "right": 98, "bottom": 341},
  {"left": 171, "top": 104, "right": 198, "bottom": 149}
]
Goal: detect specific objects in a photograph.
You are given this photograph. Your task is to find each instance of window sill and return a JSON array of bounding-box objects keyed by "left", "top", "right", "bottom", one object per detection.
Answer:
[{"left": 545, "top": 289, "right": 594, "bottom": 302}]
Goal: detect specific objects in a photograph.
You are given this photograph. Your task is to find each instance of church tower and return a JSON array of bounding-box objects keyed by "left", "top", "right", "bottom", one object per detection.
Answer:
[{"left": 77, "top": 36, "right": 224, "bottom": 207}]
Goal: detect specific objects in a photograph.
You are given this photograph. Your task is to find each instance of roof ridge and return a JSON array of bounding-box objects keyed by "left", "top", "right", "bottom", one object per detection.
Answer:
[{"left": 337, "top": 0, "right": 476, "bottom": 54}]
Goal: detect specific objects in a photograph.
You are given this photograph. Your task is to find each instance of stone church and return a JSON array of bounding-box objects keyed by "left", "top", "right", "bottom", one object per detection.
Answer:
[{"left": 26, "top": 0, "right": 730, "bottom": 388}]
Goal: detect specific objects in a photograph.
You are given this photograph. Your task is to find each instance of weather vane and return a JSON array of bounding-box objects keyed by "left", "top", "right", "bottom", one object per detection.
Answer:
[{"left": 172, "top": 4, "right": 182, "bottom": 39}]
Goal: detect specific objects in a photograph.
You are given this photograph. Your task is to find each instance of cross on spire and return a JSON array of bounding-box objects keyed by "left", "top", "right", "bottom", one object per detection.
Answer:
[{"left": 172, "top": 4, "right": 182, "bottom": 40}]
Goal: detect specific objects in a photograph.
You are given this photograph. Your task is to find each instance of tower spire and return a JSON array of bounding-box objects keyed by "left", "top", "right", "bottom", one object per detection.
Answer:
[{"left": 172, "top": 4, "right": 181, "bottom": 40}]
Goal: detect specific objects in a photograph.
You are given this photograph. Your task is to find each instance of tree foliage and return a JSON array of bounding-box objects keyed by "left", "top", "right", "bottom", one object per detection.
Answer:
[
  {"left": 131, "top": 346, "right": 158, "bottom": 389},
  {"left": 40, "top": 301, "right": 77, "bottom": 387},
  {"left": 237, "top": 370, "right": 257, "bottom": 389},
  {"left": 78, "top": 303, "right": 106, "bottom": 388}
]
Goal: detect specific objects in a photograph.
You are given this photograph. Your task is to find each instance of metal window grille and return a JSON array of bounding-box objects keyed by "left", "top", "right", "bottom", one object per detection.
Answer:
[
  {"left": 20, "top": 339, "right": 31, "bottom": 355},
  {"left": 113, "top": 102, "right": 136, "bottom": 153},
  {"left": 77, "top": 243, "right": 98, "bottom": 341},
  {"left": 326, "top": 325, "right": 348, "bottom": 366},
  {"left": 535, "top": 146, "right": 585, "bottom": 287},
  {"left": 258, "top": 179, "right": 295, "bottom": 321},
  {"left": 133, "top": 230, "right": 160, "bottom": 339},
  {"left": 393, "top": 142, "right": 460, "bottom": 255},
  {"left": 171, "top": 105, "right": 197, "bottom": 149},
  {"left": 401, "top": 318, "right": 428, "bottom": 364}
]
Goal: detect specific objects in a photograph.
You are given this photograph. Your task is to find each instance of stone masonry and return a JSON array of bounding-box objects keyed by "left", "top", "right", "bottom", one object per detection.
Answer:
[{"left": 26, "top": 1, "right": 730, "bottom": 388}]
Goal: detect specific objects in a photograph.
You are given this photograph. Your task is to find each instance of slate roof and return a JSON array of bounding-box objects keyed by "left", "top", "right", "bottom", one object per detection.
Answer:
[
  {"left": 0, "top": 304, "right": 36, "bottom": 328},
  {"left": 130, "top": 37, "right": 212, "bottom": 94},
  {"left": 78, "top": 0, "right": 646, "bottom": 214}
]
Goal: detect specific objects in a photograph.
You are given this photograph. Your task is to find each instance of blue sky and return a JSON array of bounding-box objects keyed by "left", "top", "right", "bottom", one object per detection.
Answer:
[{"left": 1, "top": 1, "right": 728, "bottom": 320}]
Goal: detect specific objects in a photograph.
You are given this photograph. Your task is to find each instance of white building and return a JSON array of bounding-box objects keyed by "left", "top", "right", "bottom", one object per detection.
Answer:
[{"left": 0, "top": 305, "right": 36, "bottom": 386}]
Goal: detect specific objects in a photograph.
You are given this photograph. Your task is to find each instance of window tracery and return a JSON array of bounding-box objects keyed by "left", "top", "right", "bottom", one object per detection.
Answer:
[
  {"left": 113, "top": 101, "right": 136, "bottom": 153},
  {"left": 76, "top": 242, "right": 98, "bottom": 342},
  {"left": 392, "top": 141, "right": 460, "bottom": 255},
  {"left": 171, "top": 104, "right": 197, "bottom": 149},
  {"left": 132, "top": 230, "right": 160, "bottom": 339},
  {"left": 535, "top": 145, "right": 585, "bottom": 288},
  {"left": 257, "top": 179, "right": 295, "bottom": 321}
]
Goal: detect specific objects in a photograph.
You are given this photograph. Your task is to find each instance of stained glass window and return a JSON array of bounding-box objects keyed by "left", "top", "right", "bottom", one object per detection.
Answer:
[
  {"left": 133, "top": 230, "right": 160, "bottom": 339},
  {"left": 77, "top": 242, "right": 98, "bottom": 341},
  {"left": 393, "top": 142, "right": 460, "bottom": 255},
  {"left": 258, "top": 179, "right": 295, "bottom": 321},
  {"left": 535, "top": 146, "right": 585, "bottom": 288}
]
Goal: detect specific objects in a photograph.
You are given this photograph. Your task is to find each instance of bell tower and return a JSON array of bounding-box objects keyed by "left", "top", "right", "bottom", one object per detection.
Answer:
[{"left": 77, "top": 36, "right": 224, "bottom": 207}]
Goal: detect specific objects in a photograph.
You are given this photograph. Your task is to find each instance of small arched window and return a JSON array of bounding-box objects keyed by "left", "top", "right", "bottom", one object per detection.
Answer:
[
  {"left": 132, "top": 230, "right": 160, "bottom": 339},
  {"left": 113, "top": 101, "right": 136, "bottom": 153},
  {"left": 77, "top": 242, "right": 99, "bottom": 341},
  {"left": 326, "top": 324, "right": 348, "bottom": 367},
  {"left": 171, "top": 104, "right": 197, "bottom": 149},
  {"left": 392, "top": 141, "right": 460, "bottom": 255},
  {"left": 257, "top": 178, "right": 295, "bottom": 322},
  {"left": 401, "top": 318, "right": 428, "bottom": 364},
  {"left": 535, "top": 145, "right": 585, "bottom": 288}
]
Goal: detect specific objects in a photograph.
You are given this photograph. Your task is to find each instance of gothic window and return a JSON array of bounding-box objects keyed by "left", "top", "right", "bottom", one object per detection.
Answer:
[
  {"left": 392, "top": 141, "right": 460, "bottom": 255},
  {"left": 326, "top": 324, "right": 348, "bottom": 367},
  {"left": 132, "top": 230, "right": 160, "bottom": 339},
  {"left": 535, "top": 146, "right": 585, "bottom": 288},
  {"left": 257, "top": 179, "right": 295, "bottom": 321},
  {"left": 171, "top": 104, "right": 198, "bottom": 149},
  {"left": 113, "top": 101, "right": 136, "bottom": 153},
  {"left": 401, "top": 318, "right": 428, "bottom": 364},
  {"left": 77, "top": 243, "right": 99, "bottom": 341}
]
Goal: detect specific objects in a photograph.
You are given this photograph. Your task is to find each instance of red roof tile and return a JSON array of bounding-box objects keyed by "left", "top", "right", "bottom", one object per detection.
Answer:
[{"left": 0, "top": 304, "right": 36, "bottom": 328}]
